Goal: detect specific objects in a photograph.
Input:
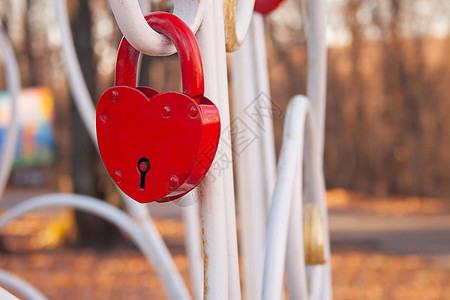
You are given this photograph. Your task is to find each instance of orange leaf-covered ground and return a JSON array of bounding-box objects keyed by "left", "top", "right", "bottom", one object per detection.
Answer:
[{"left": 0, "top": 188, "right": 449, "bottom": 299}]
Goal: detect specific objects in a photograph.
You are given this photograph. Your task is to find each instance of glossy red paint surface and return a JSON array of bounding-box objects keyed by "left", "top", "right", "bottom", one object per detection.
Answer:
[
  {"left": 254, "top": 0, "right": 284, "bottom": 15},
  {"left": 96, "top": 12, "right": 220, "bottom": 203}
]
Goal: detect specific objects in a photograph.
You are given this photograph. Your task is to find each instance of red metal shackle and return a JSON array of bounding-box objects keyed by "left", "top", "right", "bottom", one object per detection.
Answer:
[{"left": 114, "top": 12, "right": 204, "bottom": 102}]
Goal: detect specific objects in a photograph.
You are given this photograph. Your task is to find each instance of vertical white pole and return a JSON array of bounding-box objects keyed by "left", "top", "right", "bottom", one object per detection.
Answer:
[
  {"left": 231, "top": 30, "right": 266, "bottom": 300},
  {"left": 196, "top": 0, "right": 241, "bottom": 297},
  {"left": 181, "top": 193, "right": 204, "bottom": 300},
  {"left": 303, "top": 0, "right": 327, "bottom": 154},
  {"left": 303, "top": 0, "right": 332, "bottom": 298},
  {"left": 251, "top": 14, "right": 277, "bottom": 211},
  {"left": 231, "top": 13, "right": 277, "bottom": 299},
  {"left": 212, "top": 3, "right": 242, "bottom": 298},
  {"left": 0, "top": 287, "right": 19, "bottom": 300}
]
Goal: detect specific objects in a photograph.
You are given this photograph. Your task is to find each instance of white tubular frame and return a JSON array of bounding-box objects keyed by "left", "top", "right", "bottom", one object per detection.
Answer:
[
  {"left": 230, "top": 13, "right": 277, "bottom": 300},
  {"left": 302, "top": 0, "right": 327, "bottom": 154},
  {"left": 0, "top": 270, "right": 47, "bottom": 300},
  {"left": 262, "top": 96, "right": 328, "bottom": 299},
  {"left": 196, "top": 0, "right": 241, "bottom": 296},
  {"left": 181, "top": 199, "right": 203, "bottom": 300},
  {"left": 108, "top": 0, "right": 207, "bottom": 56},
  {"left": 0, "top": 286, "right": 19, "bottom": 300},
  {"left": 0, "top": 24, "right": 20, "bottom": 200}
]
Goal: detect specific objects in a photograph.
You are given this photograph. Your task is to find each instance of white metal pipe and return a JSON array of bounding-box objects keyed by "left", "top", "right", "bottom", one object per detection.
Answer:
[
  {"left": 0, "top": 286, "right": 20, "bottom": 300},
  {"left": 0, "top": 24, "right": 20, "bottom": 200},
  {"left": 303, "top": 118, "right": 330, "bottom": 300},
  {"left": 223, "top": 0, "right": 256, "bottom": 51},
  {"left": 263, "top": 95, "right": 330, "bottom": 299},
  {"left": 211, "top": 0, "right": 242, "bottom": 297},
  {"left": 302, "top": 0, "right": 327, "bottom": 157},
  {"left": 0, "top": 270, "right": 47, "bottom": 300},
  {"left": 251, "top": 14, "right": 277, "bottom": 213},
  {"left": 108, "top": 0, "right": 206, "bottom": 56},
  {"left": 262, "top": 96, "right": 309, "bottom": 300},
  {"left": 0, "top": 194, "right": 190, "bottom": 299},
  {"left": 231, "top": 25, "right": 266, "bottom": 300},
  {"left": 196, "top": 0, "right": 243, "bottom": 296},
  {"left": 302, "top": 0, "right": 332, "bottom": 297},
  {"left": 285, "top": 167, "right": 308, "bottom": 300},
  {"left": 181, "top": 193, "right": 203, "bottom": 300}
]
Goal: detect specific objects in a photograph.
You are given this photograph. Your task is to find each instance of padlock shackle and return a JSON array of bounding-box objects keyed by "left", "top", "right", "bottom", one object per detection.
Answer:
[{"left": 115, "top": 12, "right": 204, "bottom": 101}]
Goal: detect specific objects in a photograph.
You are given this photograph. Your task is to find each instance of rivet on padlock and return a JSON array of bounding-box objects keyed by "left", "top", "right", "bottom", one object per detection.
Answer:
[{"left": 96, "top": 12, "right": 221, "bottom": 203}]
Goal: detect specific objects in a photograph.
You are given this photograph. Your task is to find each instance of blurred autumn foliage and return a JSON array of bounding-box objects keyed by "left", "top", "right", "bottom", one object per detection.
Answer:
[{"left": 266, "top": 0, "right": 450, "bottom": 198}]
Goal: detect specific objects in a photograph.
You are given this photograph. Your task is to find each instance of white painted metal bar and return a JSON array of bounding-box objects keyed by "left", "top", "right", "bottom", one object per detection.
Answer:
[
  {"left": 285, "top": 167, "right": 309, "bottom": 300},
  {"left": 251, "top": 14, "right": 277, "bottom": 212},
  {"left": 302, "top": 0, "right": 327, "bottom": 155},
  {"left": 108, "top": 0, "right": 206, "bottom": 56},
  {"left": 301, "top": 0, "right": 332, "bottom": 298},
  {"left": 181, "top": 198, "right": 203, "bottom": 300},
  {"left": 212, "top": 0, "right": 242, "bottom": 297},
  {"left": 223, "top": 0, "right": 255, "bottom": 51},
  {"left": 0, "top": 194, "right": 190, "bottom": 299},
  {"left": 230, "top": 12, "right": 278, "bottom": 299},
  {"left": 196, "top": 0, "right": 243, "bottom": 296},
  {"left": 212, "top": 5, "right": 242, "bottom": 299},
  {"left": 0, "top": 270, "right": 47, "bottom": 300},
  {"left": 0, "top": 286, "right": 19, "bottom": 300},
  {"left": 0, "top": 23, "right": 20, "bottom": 200},
  {"left": 262, "top": 95, "right": 326, "bottom": 299},
  {"left": 231, "top": 19, "right": 266, "bottom": 300}
]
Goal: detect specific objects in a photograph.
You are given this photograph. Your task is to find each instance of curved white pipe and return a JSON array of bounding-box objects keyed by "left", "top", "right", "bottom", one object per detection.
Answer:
[
  {"left": 302, "top": 0, "right": 327, "bottom": 157},
  {"left": 262, "top": 96, "right": 329, "bottom": 300},
  {"left": 0, "top": 24, "right": 21, "bottom": 200},
  {"left": 0, "top": 194, "right": 190, "bottom": 299},
  {"left": 0, "top": 270, "right": 47, "bottom": 300},
  {"left": 0, "top": 286, "right": 19, "bottom": 300},
  {"left": 108, "top": 0, "right": 207, "bottom": 56},
  {"left": 223, "top": 0, "right": 256, "bottom": 52}
]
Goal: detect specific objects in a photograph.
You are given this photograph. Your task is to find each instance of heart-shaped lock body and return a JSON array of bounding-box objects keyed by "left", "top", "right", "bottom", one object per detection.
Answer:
[{"left": 96, "top": 12, "right": 220, "bottom": 203}]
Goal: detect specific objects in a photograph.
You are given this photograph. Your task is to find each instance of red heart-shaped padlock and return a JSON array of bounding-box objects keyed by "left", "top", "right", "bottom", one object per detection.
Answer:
[{"left": 96, "top": 12, "right": 220, "bottom": 203}]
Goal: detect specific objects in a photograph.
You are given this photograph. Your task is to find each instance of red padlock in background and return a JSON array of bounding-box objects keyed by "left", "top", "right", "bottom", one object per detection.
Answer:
[
  {"left": 96, "top": 12, "right": 221, "bottom": 203},
  {"left": 254, "top": 0, "right": 284, "bottom": 15}
]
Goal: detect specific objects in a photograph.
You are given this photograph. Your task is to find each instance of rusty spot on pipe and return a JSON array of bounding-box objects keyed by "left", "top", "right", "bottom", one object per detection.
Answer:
[
  {"left": 201, "top": 218, "right": 209, "bottom": 298},
  {"left": 304, "top": 203, "right": 326, "bottom": 265},
  {"left": 223, "top": 0, "right": 240, "bottom": 52}
]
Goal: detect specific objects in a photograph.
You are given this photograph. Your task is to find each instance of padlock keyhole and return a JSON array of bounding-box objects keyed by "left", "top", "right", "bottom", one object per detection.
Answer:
[{"left": 137, "top": 157, "right": 150, "bottom": 190}]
